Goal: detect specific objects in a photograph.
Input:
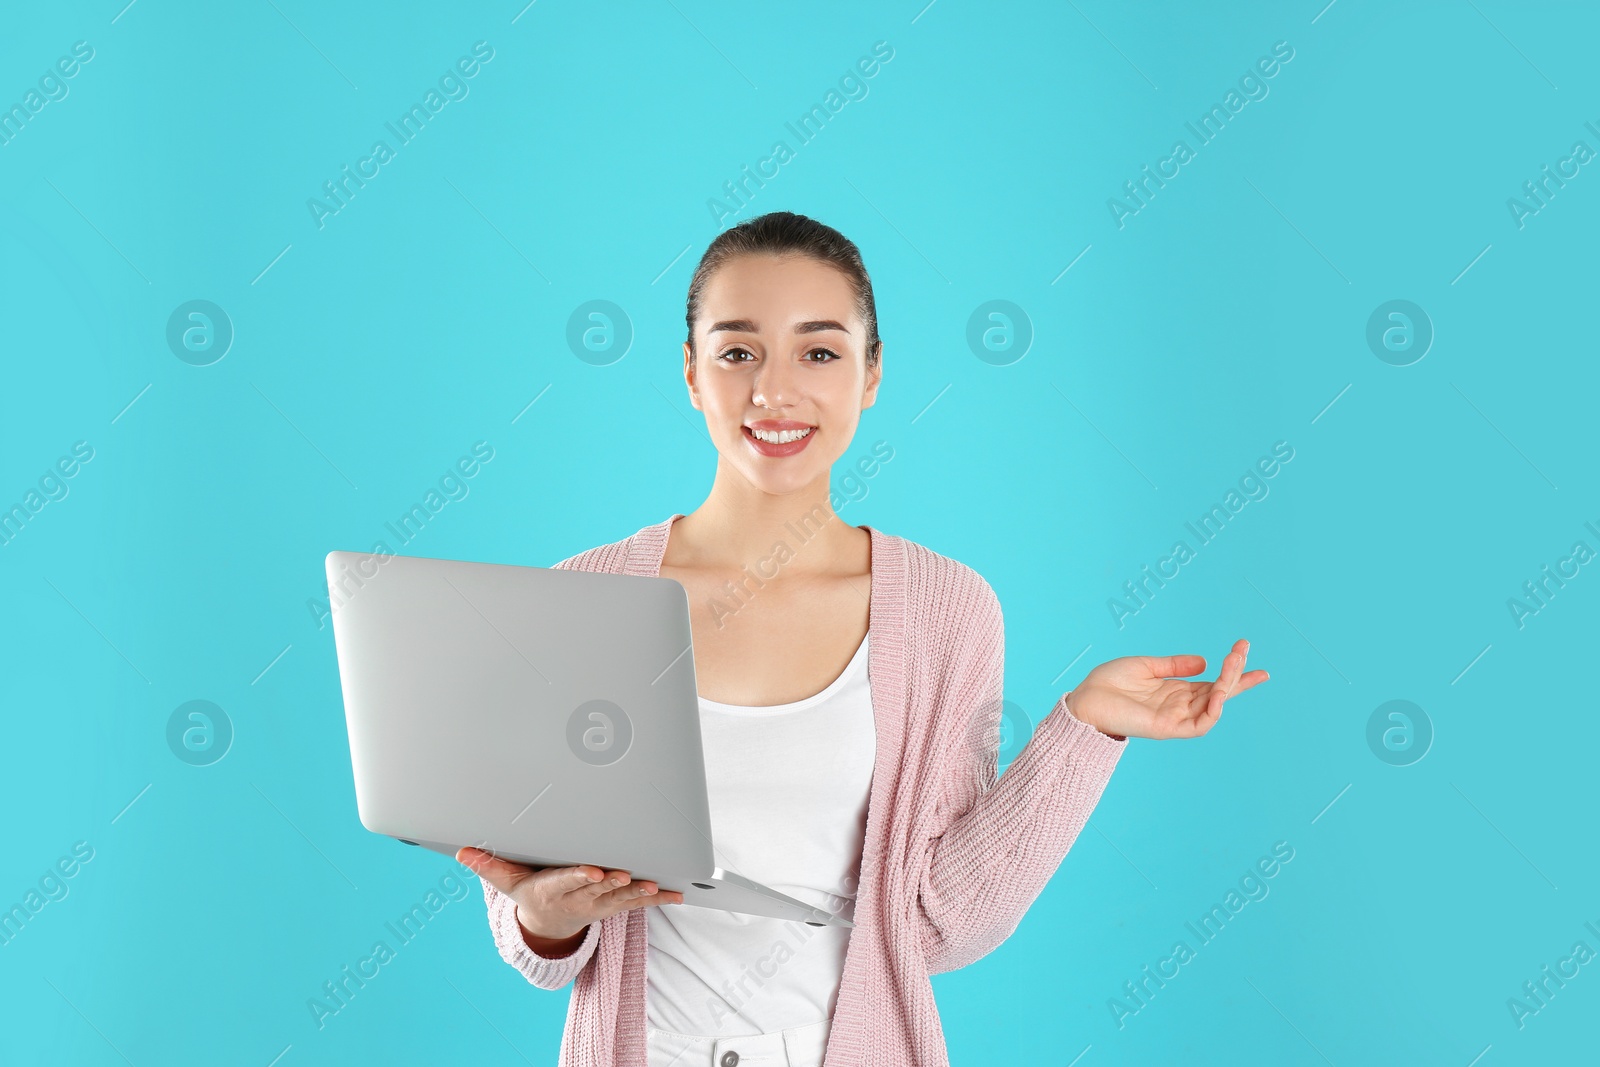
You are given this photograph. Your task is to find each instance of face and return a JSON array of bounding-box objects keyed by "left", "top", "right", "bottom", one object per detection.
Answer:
[{"left": 684, "top": 253, "right": 882, "bottom": 498}]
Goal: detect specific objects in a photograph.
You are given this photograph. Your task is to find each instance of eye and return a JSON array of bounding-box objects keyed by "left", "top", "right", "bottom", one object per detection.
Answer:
[
  {"left": 803, "top": 347, "right": 842, "bottom": 363},
  {"left": 717, "top": 346, "right": 755, "bottom": 363}
]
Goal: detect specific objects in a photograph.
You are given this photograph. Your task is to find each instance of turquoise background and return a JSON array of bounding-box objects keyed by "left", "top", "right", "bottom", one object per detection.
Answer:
[{"left": 2, "top": 0, "right": 1596, "bottom": 1063}]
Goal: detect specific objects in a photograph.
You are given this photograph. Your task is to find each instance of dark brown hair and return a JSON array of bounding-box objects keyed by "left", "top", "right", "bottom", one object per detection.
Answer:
[{"left": 684, "top": 211, "right": 881, "bottom": 369}]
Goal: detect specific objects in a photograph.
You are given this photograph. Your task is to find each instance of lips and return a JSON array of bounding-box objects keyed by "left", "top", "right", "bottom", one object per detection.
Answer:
[{"left": 742, "top": 423, "right": 816, "bottom": 458}]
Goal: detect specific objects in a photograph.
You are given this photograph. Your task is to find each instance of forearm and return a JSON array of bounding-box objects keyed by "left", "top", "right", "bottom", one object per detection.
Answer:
[
  {"left": 919, "top": 695, "right": 1125, "bottom": 971},
  {"left": 482, "top": 880, "right": 601, "bottom": 987}
]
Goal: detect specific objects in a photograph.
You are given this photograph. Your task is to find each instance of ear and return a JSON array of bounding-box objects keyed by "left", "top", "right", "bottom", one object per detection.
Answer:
[
  {"left": 861, "top": 342, "right": 884, "bottom": 410},
  {"left": 683, "top": 341, "right": 700, "bottom": 410}
]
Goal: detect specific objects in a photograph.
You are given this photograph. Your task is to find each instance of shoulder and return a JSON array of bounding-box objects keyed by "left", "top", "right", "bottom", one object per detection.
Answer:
[
  {"left": 551, "top": 517, "right": 667, "bottom": 574},
  {"left": 891, "top": 533, "right": 1003, "bottom": 639},
  {"left": 552, "top": 539, "right": 630, "bottom": 573},
  {"left": 887, "top": 536, "right": 1007, "bottom": 742}
]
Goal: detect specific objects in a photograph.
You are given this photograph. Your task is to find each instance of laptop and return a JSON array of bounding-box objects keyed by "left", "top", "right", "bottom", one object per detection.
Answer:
[{"left": 324, "top": 549, "right": 853, "bottom": 928}]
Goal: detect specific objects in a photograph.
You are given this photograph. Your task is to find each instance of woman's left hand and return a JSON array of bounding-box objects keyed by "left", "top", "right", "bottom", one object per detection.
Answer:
[{"left": 1066, "top": 638, "right": 1268, "bottom": 740}]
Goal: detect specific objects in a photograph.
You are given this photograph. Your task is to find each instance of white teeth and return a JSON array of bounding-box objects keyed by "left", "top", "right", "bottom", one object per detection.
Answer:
[{"left": 750, "top": 426, "right": 813, "bottom": 444}]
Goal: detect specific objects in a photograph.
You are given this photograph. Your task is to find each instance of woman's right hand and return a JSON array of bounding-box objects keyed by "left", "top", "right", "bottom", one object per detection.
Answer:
[{"left": 456, "top": 846, "right": 684, "bottom": 944}]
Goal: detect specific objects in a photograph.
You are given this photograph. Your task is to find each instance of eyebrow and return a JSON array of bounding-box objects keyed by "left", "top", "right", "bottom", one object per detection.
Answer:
[{"left": 706, "top": 319, "right": 851, "bottom": 335}]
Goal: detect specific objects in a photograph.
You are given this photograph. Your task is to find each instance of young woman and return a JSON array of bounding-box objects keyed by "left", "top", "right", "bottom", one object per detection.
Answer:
[{"left": 458, "top": 212, "right": 1268, "bottom": 1067}]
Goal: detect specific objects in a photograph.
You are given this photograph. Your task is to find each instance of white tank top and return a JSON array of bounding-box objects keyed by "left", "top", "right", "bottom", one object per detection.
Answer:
[{"left": 645, "top": 631, "right": 875, "bottom": 1038}]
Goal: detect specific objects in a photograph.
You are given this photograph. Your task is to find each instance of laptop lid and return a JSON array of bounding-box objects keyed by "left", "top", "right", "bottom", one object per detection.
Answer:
[{"left": 325, "top": 550, "right": 715, "bottom": 878}]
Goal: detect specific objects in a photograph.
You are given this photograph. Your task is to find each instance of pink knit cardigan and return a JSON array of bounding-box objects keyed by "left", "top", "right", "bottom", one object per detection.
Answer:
[{"left": 478, "top": 513, "right": 1127, "bottom": 1065}]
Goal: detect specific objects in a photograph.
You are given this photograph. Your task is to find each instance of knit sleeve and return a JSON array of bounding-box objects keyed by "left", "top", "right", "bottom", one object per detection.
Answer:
[
  {"left": 914, "top": 576, "right": 1127, "bottom": 975},
  {"left": 481, "top": 879, "right": 602, "bottom": 989}
]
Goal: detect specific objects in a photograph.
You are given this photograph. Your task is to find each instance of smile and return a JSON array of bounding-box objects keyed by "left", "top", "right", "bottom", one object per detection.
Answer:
[
  {"left": 749, "top": 427, "right": 813, "bottom": 444},
  {"left": 742, "top": 424, "right": 816, "bottom": 457}
]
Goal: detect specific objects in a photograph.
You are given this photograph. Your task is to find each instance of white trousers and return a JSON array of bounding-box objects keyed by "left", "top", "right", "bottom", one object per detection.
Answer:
[{"left": 645, "top": 1019, "right": 830, "bottom": 1067}]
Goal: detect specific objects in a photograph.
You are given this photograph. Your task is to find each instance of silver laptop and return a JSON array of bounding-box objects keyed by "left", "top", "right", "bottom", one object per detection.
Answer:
[{"left": 324, "top": 549, "right": 852, "bottom": 928}]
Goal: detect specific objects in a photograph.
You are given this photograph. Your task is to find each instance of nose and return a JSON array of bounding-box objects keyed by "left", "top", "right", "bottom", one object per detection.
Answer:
[{"left": 750, "top": 355, "right": 797, "bottom": 409}]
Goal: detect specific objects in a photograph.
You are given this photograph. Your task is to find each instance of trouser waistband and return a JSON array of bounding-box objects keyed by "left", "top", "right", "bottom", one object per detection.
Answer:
[{"left": 646, "top": 1019, "right": 830, "bottom": 1067}]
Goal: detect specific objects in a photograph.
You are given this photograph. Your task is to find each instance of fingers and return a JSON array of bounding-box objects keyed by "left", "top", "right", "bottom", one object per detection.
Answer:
[
  {"left": 1217, "top": 639, "right": 1248, "bottom": 694},
  {"left": 456, "top": 847, "right": 536, "bottom": 894},
  {"left": 530, "top": 867, "right": 677, "bottom": 906},
  {"left": 553, "top": 866, "right": 615, "bottom": 895},
  {"left": 460, "top": 853, "right": 686, "bottom": 939},
  {"left": 1142, "top": 654, "right": 1207, "bottom": 678},
  {"left": 1195, "top": 644, "right": 1269, "bottom": 733},
  {"left": 456, "top": 851, "right": 622, "bottom": 901},
  {"left": 575, "top": 869, "right": 644, "bottom": 899},
  {"left": 1233, "top": 668, "right": 1270, "bottom": 695},
  {"left": 1200, "top": 641, "right": 1246, "bottom": 718},
  {"left": 466, "top": 857, "right": 683, "bottom": 911},
  {"left": 594, "top": 880, "right": 684, "bottom": 914}
]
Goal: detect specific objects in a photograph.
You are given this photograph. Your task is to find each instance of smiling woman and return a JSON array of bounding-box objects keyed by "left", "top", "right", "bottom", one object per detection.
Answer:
[
  {"left": 458, "top": 211, "right": 1268, "bottom": 1067},
  {"left": 679, "top": 232, "right": 881, "bottom": 519}
]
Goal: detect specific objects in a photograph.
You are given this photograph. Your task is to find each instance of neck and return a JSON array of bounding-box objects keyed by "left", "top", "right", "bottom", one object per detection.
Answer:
[{"left": 671, "top": 457, "right": 856, "bottom": 576}]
